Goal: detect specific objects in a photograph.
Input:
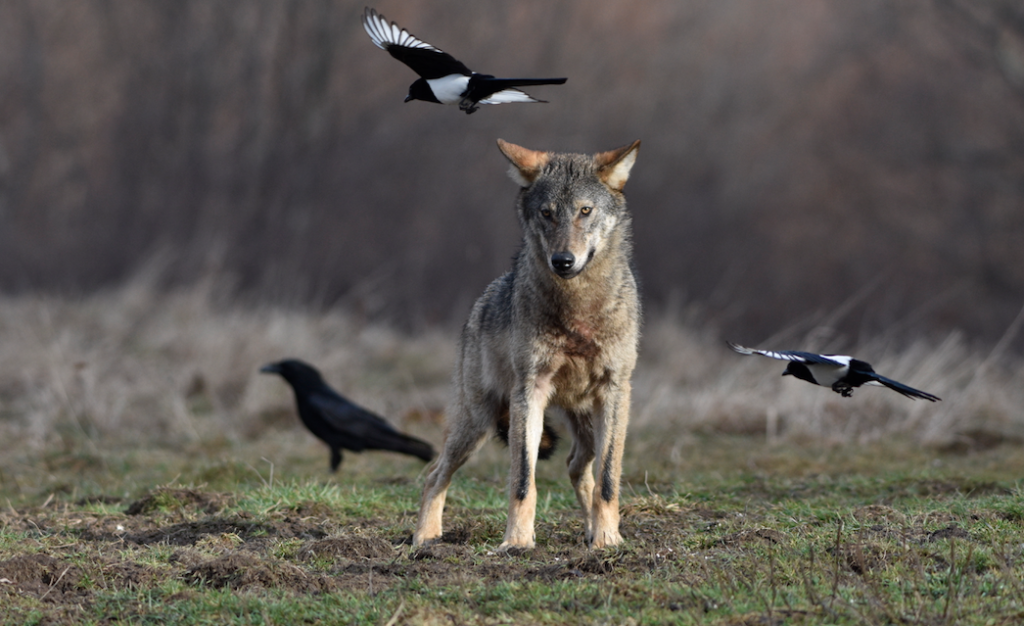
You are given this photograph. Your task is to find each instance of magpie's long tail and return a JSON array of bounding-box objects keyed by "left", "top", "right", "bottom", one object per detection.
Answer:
[
  {"left": 871, "top": 374, "right": 941, "bottom": 402},
  {"left": 482, "top": 77, "right": 568, "bottom": 88}
]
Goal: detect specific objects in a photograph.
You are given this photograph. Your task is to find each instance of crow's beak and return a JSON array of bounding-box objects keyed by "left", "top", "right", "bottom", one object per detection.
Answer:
[
  {"left": 259, "top": 363, "right": 280, "bottom": 375},
  {"left": 781, "top": 371, "right": 790, "bottom": 377},
  {"left": 404, "top": 95, "right": 413, "bottom": 103}
]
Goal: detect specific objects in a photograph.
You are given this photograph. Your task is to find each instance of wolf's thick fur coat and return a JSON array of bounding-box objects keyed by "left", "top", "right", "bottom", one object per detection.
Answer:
[{"left": 413, "top": 139, "right": 642, "bottom": 549}]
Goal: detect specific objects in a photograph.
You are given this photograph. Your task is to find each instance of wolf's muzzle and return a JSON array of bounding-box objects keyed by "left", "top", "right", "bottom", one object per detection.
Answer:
[{"left": 551, "top": 252, "right": 577, "bottom": 278}]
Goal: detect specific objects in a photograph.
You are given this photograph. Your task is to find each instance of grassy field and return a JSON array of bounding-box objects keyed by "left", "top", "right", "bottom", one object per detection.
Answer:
[{"left": 2, "top": 281, "right": 1023, "bottom": 624}]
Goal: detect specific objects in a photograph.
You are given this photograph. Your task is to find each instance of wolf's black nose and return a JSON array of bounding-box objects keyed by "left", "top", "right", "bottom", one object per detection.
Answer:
[{"left": 551, "top": 252, "right": 575, "bottom": 273}]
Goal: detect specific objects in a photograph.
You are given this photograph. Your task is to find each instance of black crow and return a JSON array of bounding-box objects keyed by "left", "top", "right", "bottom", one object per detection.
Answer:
[
  {"left": 362, "top": 7, "right": 567, "bottom": 114},
  {"left": 260, "top": 359, "right": 436, "bottom": 471},
  {"left": 727, "top": 342, "right": 941, "bottom": 401}
]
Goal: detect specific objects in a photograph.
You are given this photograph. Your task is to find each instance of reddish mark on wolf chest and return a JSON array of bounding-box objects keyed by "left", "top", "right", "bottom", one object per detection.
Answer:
[{"left": 558, "top": 322, "right": 601, "bottom": 359}]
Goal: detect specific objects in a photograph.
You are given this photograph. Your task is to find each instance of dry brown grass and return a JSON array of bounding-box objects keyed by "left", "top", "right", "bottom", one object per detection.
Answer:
[{"left": 1, "top": 275, "right": 1022, "bottom": 469}]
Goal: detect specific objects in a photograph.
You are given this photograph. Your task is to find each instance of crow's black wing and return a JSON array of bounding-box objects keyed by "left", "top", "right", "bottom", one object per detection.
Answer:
[
  {"left": 309, "top": 392, "right": 399, "bottom": 440},
  {"left": 363, "top": 7, "right": 472, "bottom": 79},
  {"left": 308, "top": 391, "right": 436, "bottom": 460},
  {"left": 727, "top": 342, "right": 845, "bottom": 367}
]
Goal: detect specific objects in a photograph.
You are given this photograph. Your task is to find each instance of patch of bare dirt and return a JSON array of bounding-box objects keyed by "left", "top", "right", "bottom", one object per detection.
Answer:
[{"left": 0, "top": 554, "right": 85, "bottom": 603}]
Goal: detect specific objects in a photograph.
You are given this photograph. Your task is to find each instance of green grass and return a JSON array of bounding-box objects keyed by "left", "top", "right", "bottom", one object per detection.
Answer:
[
  {"left": 2, "top": 436, "right": 1023, "bottom": 625},
  {"left": 2, "top": 286, "right": 1023, "bottom": 624}
]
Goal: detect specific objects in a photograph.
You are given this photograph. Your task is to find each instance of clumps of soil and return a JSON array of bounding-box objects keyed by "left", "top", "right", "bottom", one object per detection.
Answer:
[
  {"left": 298, "top": 535, "right": 395, "bottom": 561},
  {"left": 926, "top": 524, "right": 970, "bottom": 543},
  {"left": 184, "top": 552, "right": 339, "bottom": 594},
  {"left": 125, "top": 488, "right": 233, "bottom": 516},
  {"left": 0, "top": 554, "right": 84, "bottom": 602},
  {"left": 125, "top": 515, "right": 329, "bottom": 546},
  {"left": 1, "top": 553, "right": 171, "bottom": 601},
  {"left": 409, "top": 543, "right": 473, "bottom": 561}
]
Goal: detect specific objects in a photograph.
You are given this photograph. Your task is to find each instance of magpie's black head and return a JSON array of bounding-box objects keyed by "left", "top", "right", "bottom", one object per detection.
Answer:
[
  {"left": 782, "top": 362, "right": 816, "bottom": 385},
  {"left": 406, "top": 78, "right": 440, "bottom": 104},
  {"left": 260, "top": 359, "right": 325, "bottom": 388}
]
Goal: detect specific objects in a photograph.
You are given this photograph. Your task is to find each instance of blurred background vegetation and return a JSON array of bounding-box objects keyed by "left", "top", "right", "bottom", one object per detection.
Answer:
[{"left": 1, "top": 0, "right": 1023, "bottom": 344}]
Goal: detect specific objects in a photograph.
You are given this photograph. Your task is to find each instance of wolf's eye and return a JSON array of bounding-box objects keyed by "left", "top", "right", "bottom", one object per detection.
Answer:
[
  {"left": 580, "top": 206, "right": 593, "bottom": 216},
  {"left": 540, "top": 208, "right": 552, "bottom": 219}
]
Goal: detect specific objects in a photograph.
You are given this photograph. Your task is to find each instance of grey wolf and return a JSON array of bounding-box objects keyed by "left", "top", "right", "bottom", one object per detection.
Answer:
[
  {"left": 727, "top": 342, "right": 941, "bottom": 401},
  {"left": 260, "top": 359, "right": 435, "bottom": 471},
  {"left": 362, "top": 8, "right": 567, "bottom": 114},
  {"left": 413, "top": 138, "right": 642, "bottom": 550}
]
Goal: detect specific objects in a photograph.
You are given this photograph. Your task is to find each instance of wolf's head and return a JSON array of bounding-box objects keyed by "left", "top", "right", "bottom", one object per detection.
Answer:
[{"left": 497, "top": 139, "right": 640, "bottom": 280}]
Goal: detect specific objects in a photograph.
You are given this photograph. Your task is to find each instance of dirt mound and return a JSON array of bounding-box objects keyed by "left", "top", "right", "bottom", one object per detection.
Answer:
[
  {"left": 0, "top": 554, "right": 83, "bottom": 602},
  {"left": 185, "top": 552, "right": 338, "bottom": 594},
  {"left": 125, "top": 488, "right": 232, "bottom": 516},
  {"left": 298, "top": 536, "right": 395, "bottom": 561},
  {"left": 125, "top": 515, "right": 329, "bottom": 546}
]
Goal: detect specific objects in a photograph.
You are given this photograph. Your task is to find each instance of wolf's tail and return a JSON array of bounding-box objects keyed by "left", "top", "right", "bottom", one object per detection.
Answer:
[{"left": 494, "top": 413, "right": 560, "bottom": 461}]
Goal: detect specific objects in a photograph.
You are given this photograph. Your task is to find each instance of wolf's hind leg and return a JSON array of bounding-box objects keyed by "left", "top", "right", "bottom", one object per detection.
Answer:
[{"left": 565, "top": 411, "right": 597, "bottom": 543}]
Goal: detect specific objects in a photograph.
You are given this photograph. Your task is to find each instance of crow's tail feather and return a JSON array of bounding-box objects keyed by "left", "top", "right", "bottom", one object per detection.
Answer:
[
  {"left": 872, "top": 374, "right": 941, "bottom": 402},
  {"left": 375, "top": 431, "right": 436, "bottom": 462}
]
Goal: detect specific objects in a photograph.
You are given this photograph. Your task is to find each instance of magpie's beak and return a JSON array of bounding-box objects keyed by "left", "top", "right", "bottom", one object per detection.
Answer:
[
  {"left": 781, "top": 371, "right": 790, "bottom": 377},
  {"left": 259, "top": 363, "right": 280, "bottom": 375},
  {"left": 403, "top": 95, "right": 413, "bottom": 103}
]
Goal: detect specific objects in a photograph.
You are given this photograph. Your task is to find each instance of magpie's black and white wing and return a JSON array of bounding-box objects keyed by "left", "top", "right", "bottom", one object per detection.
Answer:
[
  {"left": 478, "top": 89, "right": 543, "bottom": 105},
  {"left": 726, "top": 342, "right": 846, "bottom": 367},
  {"left": 362, "top": 7, "right": 472, "bottom": 79}
]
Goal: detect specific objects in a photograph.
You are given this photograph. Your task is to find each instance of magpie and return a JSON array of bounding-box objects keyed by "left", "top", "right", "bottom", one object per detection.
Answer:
[
  {"left": 362, "top": 7, "right": 567, "bottom": 114},
  {"left": 726, "top": 342, "right": 941, "bottom": 401},
  {"left": 260, "top": 359, "right": 436, "bottom": 472}
]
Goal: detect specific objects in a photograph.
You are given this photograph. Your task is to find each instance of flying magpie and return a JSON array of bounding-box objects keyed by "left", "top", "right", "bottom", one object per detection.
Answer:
[
  {"left": 362, "top": 7, "right": 567, "bottom": 114},
  {"left": 260, "top": 359, "right": 436, "bottom": 472},
  {"left": 726, "top": 342, "right": 941, "bottom": 401}
]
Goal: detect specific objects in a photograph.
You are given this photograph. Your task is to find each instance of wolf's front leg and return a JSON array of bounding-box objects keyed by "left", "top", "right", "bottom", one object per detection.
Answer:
[
  {"left": 590, "top": 381, "right": 631, "bottom": 548},
  {"left": 413, "top": 398, "right": 492, "bottom": 547},
  {"left": 498, "top": 371, "right": 554, "bottom": 550}
]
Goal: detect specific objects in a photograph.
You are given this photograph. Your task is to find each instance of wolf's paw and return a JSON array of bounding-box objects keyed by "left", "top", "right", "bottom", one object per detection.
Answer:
[
  {"left": 412, "top": 529, "right": 443, "bottom": 548},
  {"left": 496, "top": 538, "right": 535, "bottom": 553},
  {"left": 589, "top": 528, "right": 623, "bottom": 549}
]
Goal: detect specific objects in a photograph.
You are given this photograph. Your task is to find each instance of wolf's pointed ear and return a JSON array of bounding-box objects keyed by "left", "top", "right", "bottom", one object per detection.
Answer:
[
  {"left": 497, "top": 139, "right": 550, "bottom": 187},
  {"left": 595, "top": 140, "right": 641, "bottom": 191}
]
